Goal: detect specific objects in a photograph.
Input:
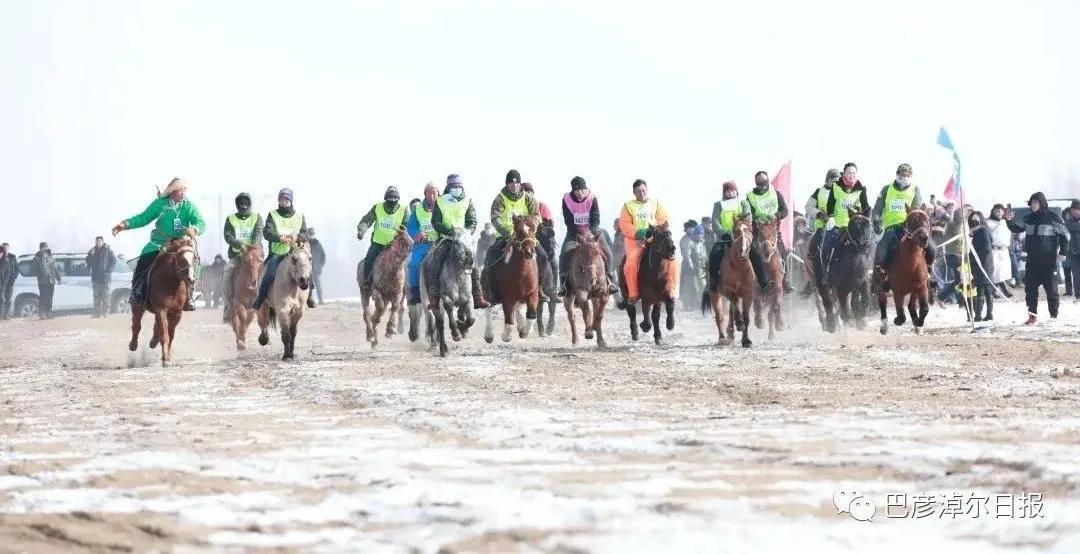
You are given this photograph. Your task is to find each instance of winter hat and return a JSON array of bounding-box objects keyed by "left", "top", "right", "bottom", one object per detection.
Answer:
[
  {"left": 571, "top": 176, "right": 587, "bottom": 190},
  {"left": 446, "top": 174, "right": 463, "bottom": 187},
  {"left": 691, "top": 224, "right": 705, "bottom": 238},
  {"left": 825, "top": 169, "right": 841, "bottom": 183},
  {"left": 1071, "top": 199, "right": 1080, "bottom": 210},
  {"left": 39, "top": 242, "right": 48, "bottom": 249},
  {"left": 505, "top": 169, "right": 521, "bottom": 185},
  {"left": 278, "top": 188, "right": 294, "bottom": 202},
  {"left": 896, "top": 163, "right": 913, "bottom": 175},
  {"left": 722, "top": 180, "right": 738, "bottom": 194},
  {"left": 158, "top": 177, "right": 188, "bottom": 197},
  {"left": 683, "top": 219, "right": 698, "bottom": 231},
  {"left": 384, "top": 186, "right": 400, "bottom": 201},
  {"left": 424, "top": 182, "right": 439, "bottom": 196}
]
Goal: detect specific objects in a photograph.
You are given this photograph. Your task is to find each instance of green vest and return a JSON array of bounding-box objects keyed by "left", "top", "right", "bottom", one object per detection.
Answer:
[
  {"left": 624, "top": 199, "right": 659, "bottom": 232},
  {"left": 814, "top": 187, "right": 830, "bottom": 230},
  {"left": 269, "top": 210, "right": 304, "bottom": 256},
  {"left": 746, "top": 188, "right": 779, "bottom": 220},
  {"left": 226, "top": 214, "right": 259, "bottom": 255},
  {"left": 415, "top": 205, "right": 435, "bottom": 240},
  {"left": 716, "top": 198, "right": 742, "bottom": 234},
  {"left": 831, "top": 184, "right": 861, "bottom": 228},
  {"left": 436, "top": 196, "right": 468, "bottom": 234},
  {"left": 498, "top": 192, "right": 530, "bottom": 236},
  {"left": 881, "top": 184, "right": 916, "bottom": 229},
  {"left": 372, "top": 203, "right": 407, "bottom": 246}
]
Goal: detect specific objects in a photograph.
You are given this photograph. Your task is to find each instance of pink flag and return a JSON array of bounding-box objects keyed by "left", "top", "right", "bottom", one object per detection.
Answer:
[
  {"left": 773, "top": 160, "right": 793, "bottom": 248},
  {"left": 943, "top": 174, "right": 960, "bottom": 204}
]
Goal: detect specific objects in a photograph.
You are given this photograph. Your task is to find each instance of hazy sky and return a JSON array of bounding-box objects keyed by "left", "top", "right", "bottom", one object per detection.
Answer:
[{"left": 2, "top": 0, "right": 1077, "bottom": 277}]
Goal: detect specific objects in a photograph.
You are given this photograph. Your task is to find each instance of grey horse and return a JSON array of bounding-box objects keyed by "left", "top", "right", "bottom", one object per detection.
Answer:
[{"left": 420, "top": 231, "right": 477, "bottom": 357}]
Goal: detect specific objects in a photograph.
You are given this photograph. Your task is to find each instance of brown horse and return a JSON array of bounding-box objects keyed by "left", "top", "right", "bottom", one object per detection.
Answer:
[
  {"left": 357, "top": 228, "right": 412, "bottom": 349},
  {"left": 128, "top": 237, "right": 197, "bottom": 365},
  {"left": 562, "top": 231, "right": 611, "bottom": 347},
  {"left": 752, "top": 220, "right": 786, "bottom": 340},
  {"left": 484, "top": 215, "right": 540, "bottom": 343},
  {"left": 227, "top": 244, "right": 271, "bottom": 351},
  {"left": 878, "top": 209, "right": 932, "bottom": 335},
  {"left": 620, "top": 223, "right": 677, "bottom": 345},
  {"left": 709, "top": 218, "right": 756, "bottom": 347}
]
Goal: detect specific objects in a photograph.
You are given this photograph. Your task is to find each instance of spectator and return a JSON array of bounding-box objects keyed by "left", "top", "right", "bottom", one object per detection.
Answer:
[
  {"left": 0, "top": 242, "right": 15, "bottom": 320},
  {"left": 968, "top": 211, "right": 995, "bottom": 321},
  {"left": 1063, "top": 200, "right": 1080, "bottom": 301},
  {"left": 86, "top": 236, "right": 117, "bottom": 318},
  {"left": 308, "top": 227, "right": 327, "bottom": 304},
  {"left": 611, "top": 218, "right": 625, "bottom": 265},
  {"left": 985, "top": 204, "right": 1015, "bottom": 298},
  {"left": 32, "top": 242, "right": 61, "bottom": 319},
  {"left": 475, "top": 223, "right": 496, "bottom": 273},
  {"left": 679, "top": 222, "right": 707, "bottom": 310},
  {"left": 1006, "top": 192, "right": 1069, "bottom": 324},
  {"left": 700, "top": 216, "right": 716, "bottom": 253},
  {"left": 941, "top": 210, "right": 966, "bottom": 307}
]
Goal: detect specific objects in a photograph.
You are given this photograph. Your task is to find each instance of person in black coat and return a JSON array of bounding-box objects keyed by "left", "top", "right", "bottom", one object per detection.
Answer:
[
  {"left": 1006, "top": 192, "right": 1070, "bottom": 324},
  {"left": 0, "top": 242, "right": 16, "bottom": 320},
  {"left": 86, "top": 236, "right": 117, "bottom": 318},
  {"left": 968, "top": 211, "right": 995, "bottom": 321}
]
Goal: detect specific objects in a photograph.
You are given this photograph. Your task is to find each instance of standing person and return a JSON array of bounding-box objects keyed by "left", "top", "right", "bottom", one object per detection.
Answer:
[
  {"left": 985, "top": 204, "right": 1015, "bottom": 298},
  {"left": 0, "top": 243, "right": 16, "bottom": 320},
  {"left": 557, "top": 176, "right": 618, "bottom": 296},
  {"left": 618, "top": 178, "right": 676, "bottom": 306},
  {"left": 611, "top": 218, "right": 625, "bottom": 264},
  {"left": 679, "top": 222, "right": 707, "bottom": 310},
  {"left": 942, "top": 209, "right": 967, "bottom": 307},
  {"left": 427, "top": 174, "right": 488, "bottom": 309},
  {"left": 700, "top": 216, "right": 716, "bottom": 253},
  {"left": 307, "top": 227, "right": 327, "bottom": 304},
  {"left": 820, "top": 162, "right": 872, "bottom": 277},
  {"left": 406, "top": 183, "right": 439, "bottom": 308},
  {"left": 32, "top": 242, "right": 61, "bottom": 319},
  {"left": 222, "top": 192, "right": 264, "bottom": 318},
  {"left": 1006, "top": 192, "right": 1070, "bottom": 324},
  {"left": 86, "top": 236, "right": 117, "bottom": 318},
  {"left": 251, "top": 187, "right": 316, "bottom": 310},
  {"left": 799, "top": 169, "right": 841, "bottom": 297},
  {"left": 1009, "top": 209, "right": 1024, "bottom": 288},
  {"left": 870, "top": 164, "right": 930, "bottom": 291},
  {"left": 357, "top": 186, "right": 408, "bottom": 293},
  {"left": 1062, "top": 200, "right": 1080, "bottom": 301},
  {"left": 112, "top": 178, "right": 205, "bottom": 312},
  {"left": 968, "top": 211, "right": 995, "bottom": 321},
  {"left": 746, "top": 170, "right": 794, "bottom": 292},
  {"left": 475, "top": 223, "right": 495, "bottom": 274}
]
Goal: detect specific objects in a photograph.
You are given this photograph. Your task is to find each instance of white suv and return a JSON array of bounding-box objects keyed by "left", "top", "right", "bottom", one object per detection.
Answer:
[{"left": 11, "top": 253, "right": 132, "bottom": 318}]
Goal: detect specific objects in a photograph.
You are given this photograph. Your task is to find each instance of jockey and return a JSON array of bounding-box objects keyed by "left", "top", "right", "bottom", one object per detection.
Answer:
[
  {"left": 406, "top": 183, "right": 439, "bottom": 306},
  {"left": 871, "top": 163, "right": 933, "bottom": 290},
  {"left": 799, "top": 168, "right": 840, "bottom": 297},
  {"left": 483, "top": 169, "right": 545, "bottom": 305},
  {"left": 252, "top": 188, "right": 316, "bottom": 310},
  {"left": 222, "top": 192, "right": 264, "bottom": 318},
  {"left": 356, "top": 186, "right": 408, "bottom": 292},
  {"left": 522, "top": 181, "right": 559, "bottom": 279},
  {"left": 111, "top": 177, "right": 205, "bottom": 312},
  {"left": 557, "top": 176, "right": 619, "bottom": 297},
  {"left": 820, "top": 162, "right": 871, "bottom": 274},
  {"left": 427, "top": 173, "right": 488, "bottom": 309},
  {"left": 706, "top": 181, "right": 770, "bottom": 294},
  {"left": 618, "top": 178, "right": 675, "bottom": 306},
  {"left": 746, "top": 170, "right": 794, "bottom": 293}
]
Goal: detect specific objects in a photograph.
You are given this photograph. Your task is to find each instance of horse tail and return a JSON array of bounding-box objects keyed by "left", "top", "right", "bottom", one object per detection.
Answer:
[
  {"left": 267, "top": 308, "right": 277, "bottom": 330},
  {"left": 700, "top": 290, "right": 713, "bottom": 315},
  {"left": 419, "top": 261, "right": 430, "bottom": 306}
]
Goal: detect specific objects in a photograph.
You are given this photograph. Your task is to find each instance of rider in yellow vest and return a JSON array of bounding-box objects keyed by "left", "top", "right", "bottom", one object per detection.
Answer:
[
  {"left": 482, "top": 169, "right": 544, "bottom": 305},
  {"left": 222, "top": 192, "right": 264, "bottom": 318},
  {"left": 746, "top": 170, "right": 794, "bottom": 293},
  {"left": 820, "top": 162, "right": 871, "bottom": 276},
  {"left": 799, "top": 169, "right": 840, "bottom": 297},
  {"left": 252, "top": 187, "right": 315, "bottom": 310},
  {"left": 871, "top": 163, "right": 934, "bottom": 291},
  {"left": 356, "top": 186, "right": 408, "bottom": 292},
  {"left": 427, "top": 173, "right": 489, "bottom": 309},
  {"left": 706, "top": 180, "right": 771, "bottom": 294},
  {"left": 618, "top": 178, "right": 676, "bottom": 305}
]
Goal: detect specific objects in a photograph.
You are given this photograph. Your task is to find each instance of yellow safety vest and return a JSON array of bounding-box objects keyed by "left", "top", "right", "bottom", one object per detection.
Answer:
[
  {"left": 372, "top": 203, "right": 407, "bottom": 246},
  {"left": 269, "top": 210, "right": 303, "bottom": 256},
  {"left": 498, "top": 192, "right": 530, "bottom": 237},
  {"left": 881, "top": 184, "right": 916, "bottom": 229},
  {"left": 226, "top": 214, "right": 259, "bottom": 255},
  {"left": 624, "top": 198, "right": 659, "bottom": 233}
]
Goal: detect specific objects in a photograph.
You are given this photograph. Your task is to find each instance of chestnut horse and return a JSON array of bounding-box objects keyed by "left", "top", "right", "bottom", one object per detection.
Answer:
[
  {"left": 752, "top": 219, "right": 786, "bottom": 340},
  {"left": 620, "top": 223, "right": 677, "bottom": 345},
  {"left": 708, "top": 218, "right": 756, "bottom": 348},
  {"left": 878, "top": 209, "right": 932, "bottom": 335},
  {"left": 562, "top": 231, "right": 611, "bottom": 347},
  {"left": 128, "top": 237, "right": 197, "bottom": 365},
  {"left": 484, "top": 215, "right": 540, "bottom": 343},
  {"left": 228, "top": 244, "right": 271, "bottom": 351},
  {"left": 357, "top": 228, "right": 412, "bottom": 348}
]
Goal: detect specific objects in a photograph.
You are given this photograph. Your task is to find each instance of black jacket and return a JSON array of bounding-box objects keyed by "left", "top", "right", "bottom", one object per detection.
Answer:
[
  {"left": 561, "top": 194, "right": 602, "bottom": 237},
  {"left": 1006, "top": 192, "right": 1069, "bottom": 266},
  {"left": 970, "top": 225, "right": 995, "bottom": 287},
  {"left": 85, "top": 245, "right": 117, "bottom": 283},
  {"left": 0, "top": 253, "right": 16, "bottom": 288},
  {"left": 309, "top": 238, "right": 327, "bottom": 271},
  {"left": 1063, "top": 210, "right": 1080, "bottom": 257}
]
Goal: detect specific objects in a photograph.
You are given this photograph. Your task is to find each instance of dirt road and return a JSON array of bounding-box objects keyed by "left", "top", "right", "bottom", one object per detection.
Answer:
[{"left": 2, "top": 298, "right": 1079, "bottom": 553}]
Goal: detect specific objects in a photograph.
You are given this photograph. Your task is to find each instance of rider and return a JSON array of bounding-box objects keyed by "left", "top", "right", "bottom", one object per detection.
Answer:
[
  {"left": 799, "top": 169, "right": 840, "bottom": 297},
  {"left": 222, "top": 192, "right": 264, "bottom": 318},
  {"left": 522, "top": 181, "right": 558, "bottom": 284},
  {"left": 483, "top": 169, "right": 544, "bottom": 305},
  {"left": 557, "top": 176, "right": 619, "bottom": 297},
  {"left": 357, "top": 186, "right": 408, "bottom": 292},
  {"left": 706, "top": 180, "right": 770, "bottom": 294},
  {"left": 251, "top": 188, "right": 316, "bottom": 310},
  {"left": 427, "top": 173, "right": 488, "bottom": 309},
  {"left": 871, "top": 163, "right": 932, "bottom": 291},
  {"left": 111, "top": 177, "right": 205, "bottom": 312},
  {"left": 820, "top": 162, "right": 871, "bottom": 275},
  {"left": 746, "top": 170, "right": 794, "bottom": 293},
  {"left": 406, "top": 183, "right": 439, "bottom": 307},
  {"left": 618, "top": 178, "right": 675, "bottom": 307}
]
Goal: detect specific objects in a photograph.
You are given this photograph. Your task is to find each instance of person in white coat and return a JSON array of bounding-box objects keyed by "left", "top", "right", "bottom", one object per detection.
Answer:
[{"left": 985, "top": 203, "right": 1014, "bottom": 298}]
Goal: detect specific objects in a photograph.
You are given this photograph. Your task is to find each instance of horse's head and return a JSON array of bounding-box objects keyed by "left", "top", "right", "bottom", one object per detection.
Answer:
[
  {"left": 163, "top": 236, "right": 197, "bottom": 278},
  {"left": 645, "top": 222, "right": 676, "bottom": 260},
  {"left": 732, "top": 217, "right": 753, "bottom": 259},
  {"left": 847, "top": 213, "right": 874, "bottom": 248},
  {"left": 285, "top": 240, "right": 313, "bottom": 290},
  {"left": 239, "top": 244, "right": 263, "bottom": 284},
  {"left": 904, "top": 209, "right": 931, "bottom": 248},
  {"left": 511, "top": 215, "right": 539, "bottom": 258},
  {"left": 392, "top": 225, "right": 414, "bottom": 252},
  {"left": 755, "top": 219, "right": 780, "bottom": 258},
  {"left": 448, "top": 232, "right": 475, "bottom": 273}
]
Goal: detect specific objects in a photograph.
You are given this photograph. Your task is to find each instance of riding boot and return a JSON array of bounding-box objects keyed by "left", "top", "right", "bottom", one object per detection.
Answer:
[
  {"left": 749, "top": 248, "right": 772, "bottom": 292},
  {"left": 183, "top": 279, "right": 197, "bottom": 311},
  {"left": 472, "top": 271, "right": 490, "bottom": 309}
]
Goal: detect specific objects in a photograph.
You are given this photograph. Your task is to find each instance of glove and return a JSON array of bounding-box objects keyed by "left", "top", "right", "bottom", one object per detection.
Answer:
[
  {"left": 634, "top": 229, "right": 648, "bottom": 240},
  {"left": 826, "top": 217, "right": 836, "bottom": 231}
]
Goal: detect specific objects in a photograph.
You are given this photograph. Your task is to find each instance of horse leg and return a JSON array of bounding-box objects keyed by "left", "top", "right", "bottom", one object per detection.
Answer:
[
  {"left": 892, "top": 290, "right": 907, "bottom": 327},
  {"left": 150, "top": 310, "right": 163, "bottom": 349},
  {"left": 502, "top": 301, "right": 515, "bottom": 342},
  {"left": 289, "top": 316, "right": 300, "bottom": 359},
  {"left": 546, "top": 295, "right": 556, "bottom": 336},
  {"left": 907, "top": 294, "right": 919, "bottom": 332},
  {"left": 819, "top": 282, "right": 838, "bottom": 333},
  {"left": 521, "top": 293, "right": 538, "bottom": 339},
  {"left": 484, "top": 306, "right": 495, "bottom": 344},
  {"left": 447, "top": 304, "right": 462, "bottom": 342},
  {"left": 753, "top": 296, "right": 765, "bottom": 329},
  {"left": 165, "top": 311, "right": 181, "bottom": 364},
  {"left": 664, "top": 299, "right": 675, "bottom": 331},
  {"left": 436, "top": 305, "right": 449, "bottom": 357},
  {"left": 279, "top": 311, "right": 293, "bottom": 360},
  {"left": 626, "top": 302, "right": 639, "bottom": 341},
  {"left": 711, "top": 294, "right": 727, "bottom": 344},
  {"left": 917, "top": 291, "right": 930, "bottom": 328},
  {"left": 594, "top": 296, "right": 608, "bottom": 348},
  {"left": 639, "top": 299, "right": 652, "bottom": 333},
  {"left": 536, "top": 298, "right": 546, "bottom": 337},
  {"left": 727, "top": 296, "right": 737, "bottom": 340},
  {"left": 651, "top": 303, "right": 662, "bottom": 346},
  {"left": 425, "top": 308, "right": 437, "bottom": 349},
  {"left": 740, "top": 295, "right": 753, "bottom": 348},
  {"left": 257, "top": 305, "right": 271, "bottom": 346},
  {"left": 361, "top": 292, "right": 375, "bottom": 343},
  {"left": 581, "top": 297, "right": 594, "bottom": 341},
  {"left": 565, "top": 297, "right": 579, "bottom": 345},
  {"left": 129, "top": 306, "right": 143, "bottom": 351}
]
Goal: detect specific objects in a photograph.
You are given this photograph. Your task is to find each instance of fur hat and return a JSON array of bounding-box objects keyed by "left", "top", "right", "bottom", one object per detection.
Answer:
[{"left": 158, "top": 177, "right": 188, "bottom": 198}]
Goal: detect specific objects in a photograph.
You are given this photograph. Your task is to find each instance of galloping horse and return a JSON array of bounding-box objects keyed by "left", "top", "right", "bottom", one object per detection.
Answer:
[
  {"left": 708, "top": 218, "right": 756, "bottom": 348},
  {"left": 357, "top": 227, "right": 412, "bottom": 348},
  {"left": 620, "top": 223, "right": 677, "bottom": 345},
  {"left": 128, "top": 237, "right": 197, "bottom": 365},
  {"left": 534, "top": 221, "right": 558, "bottom": 337},
  {"left": 563, "top": 231, "right": 611, "bottom": 347},
  {"left": 819, "top": 210, "right": 874, "bottom": 332},
  {"left": 878, "top": 208, "right": 932, "bottom": 335},
  {"left": 421, "top": 231, "right": 476, "bottom": 357},
  {"left": 485, "top": 215, "right": 540, "bottom": 343},
  {"left": 227, "top": 244, "right": 271, "bottom": 351},
  {"left": 262, "top": 240, "right": 313, "bottom": 360},
  {"left": 752, "top": 219, "right": 786, "bottom": 340}
]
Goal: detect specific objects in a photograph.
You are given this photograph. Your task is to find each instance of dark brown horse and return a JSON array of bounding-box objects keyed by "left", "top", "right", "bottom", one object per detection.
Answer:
[
  {"left": 709, "top": 218, "right": 756, "bottom": 347},
  {"left": 484, "top": 215, "right": 541, "bottom": 343},
  {"left": 878, "top": 208, "right": 932, "bottom": 335},
  {"left": 563, "top": 231, "right": 611, "bottom": 347},
  {"left": 752, "top": 220, "right": 786, "bottom": 340},
  {"left": 228, "top": 244, "right": 271, "bottom": 351},
  {"left": 128, "top": 237, "right": 197, "bottom": 365},
  {"left": 357, "top": 227, "right": 412, "bottom": 349},
  {"left": 620, "top": 223, "right": 677, "bottom": 345}
]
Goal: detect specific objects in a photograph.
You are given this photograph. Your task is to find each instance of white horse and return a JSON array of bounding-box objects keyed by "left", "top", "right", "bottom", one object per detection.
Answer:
[{"left": 261, "top": 240, "right": 313, "bottom": 360}]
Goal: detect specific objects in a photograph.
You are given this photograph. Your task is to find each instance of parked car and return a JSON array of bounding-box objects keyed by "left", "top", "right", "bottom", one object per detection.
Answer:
[{"left": 12, "top": 252, "right": 132, "bottom": 318}]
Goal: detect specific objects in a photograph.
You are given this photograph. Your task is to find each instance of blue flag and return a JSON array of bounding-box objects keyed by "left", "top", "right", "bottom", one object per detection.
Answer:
[{"left": 937, "top": 126, "right": 962, "bottom": 202}]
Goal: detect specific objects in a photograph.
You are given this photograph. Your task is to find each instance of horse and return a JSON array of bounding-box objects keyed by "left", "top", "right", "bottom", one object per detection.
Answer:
[
  {"left": 752, "top": 219, "right": 786, "bottom": 340},
  {"left": 227, "top": 244, "right": 271, "bottom": 351},
  {"left": 878, "top": 208, "right": 932, "bottom": 335},
  {"left": 420, "top": 231, "right": 476, "bottom": 357},
  {"left": 706, "top": 218, "right": 756, "bottom": 348},
  {"left": 619, "top": 222, "right": 677, "bottom": 346},
  {"left": 562, "top": 231, "right": 611, "bottom": 347},
  {"left": 819, "top": 211, "right": 874, "bottom": 333},
  {"left": 128, "top": 236, "right": 197, "bottom": 365},
  {"left": 534, "top": 221, "right": 558, "bottom": 337},
  {"left": 357, "top": 228, "right": 412, "bottom": 349},
  {"left": 485, "top": 215, "right": 540, "bottom": 343},
  {"left": 261, "top": 240, "right": 313, "bottom": 360}
]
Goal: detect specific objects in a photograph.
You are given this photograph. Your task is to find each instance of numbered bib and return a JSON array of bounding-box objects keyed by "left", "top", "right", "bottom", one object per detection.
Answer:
[
  {"left": 889, "top": 199, "right": 907, "bottom": 212},
  {"left": 573, "top": 212, "right": 590, "bottom": 226}
]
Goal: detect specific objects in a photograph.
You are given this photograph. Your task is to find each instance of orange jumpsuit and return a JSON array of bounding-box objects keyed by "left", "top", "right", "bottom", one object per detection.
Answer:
[{"left": 619, "top": 198, "right": 678, "bottom": 300}]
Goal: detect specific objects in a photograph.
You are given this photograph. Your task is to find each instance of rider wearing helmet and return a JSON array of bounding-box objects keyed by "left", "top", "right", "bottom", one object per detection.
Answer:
[
  {"left": 252, "top": 187, "right": 316, "bottom": 310},
  {"left": 222, "top": 192, "right": 264, "bottom": 318},
  {"left": 356, "top": 186, "right": 408, "bottom": 292}
]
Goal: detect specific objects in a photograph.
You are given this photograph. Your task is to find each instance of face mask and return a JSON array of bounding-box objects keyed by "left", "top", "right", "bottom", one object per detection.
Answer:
[
  {"left": 897, "top": 177, "right": 910, "bottom": 186},
  {"left": 449, "top": 187, "right": 463, "bottom": 199},
  {"left": 755, "top": 180, "right": 768, "bottom": 188}
]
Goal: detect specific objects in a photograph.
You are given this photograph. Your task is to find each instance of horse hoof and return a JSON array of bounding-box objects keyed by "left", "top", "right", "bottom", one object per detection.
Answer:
[
  {"left": 640, "top": 321, "right": 652, "bottom": 333},
  {"left": 258, "top": 334, "right": 269, "bottom": 346},
  {"left": 666, "top": 317, "right": 675, "bottom": 331},
  {"left": 914, "top": 327, "right": 923, "bottom": 335},
  {"left": 742, "top": 338, "right": 753, "bottom": 348},
  {"left": 893, "top": 316, "right": 905, "bottom": 326},
  {"left": 879, "top": 321, "right": 888, "bottom": 335},
  {"left": 237, "top": 343, "right": 246, "bottom": 351},
  {"left": 439, "top": 345, "right": 448, "bottom": 357},
  {"left": 584, "top": 330, "right": 594, "bottom": 340},
  {"left": 485, "top": 335, "right": 494, "bottom": 344},
  {"left": 128, "top": 340, "right": 137, "bottom": 352},
  {"left": 654, "top": 337, "right": 662, "bottom": 346},
  {"left": 596, "top": 337, "right": 607, "bottom": 349}
]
